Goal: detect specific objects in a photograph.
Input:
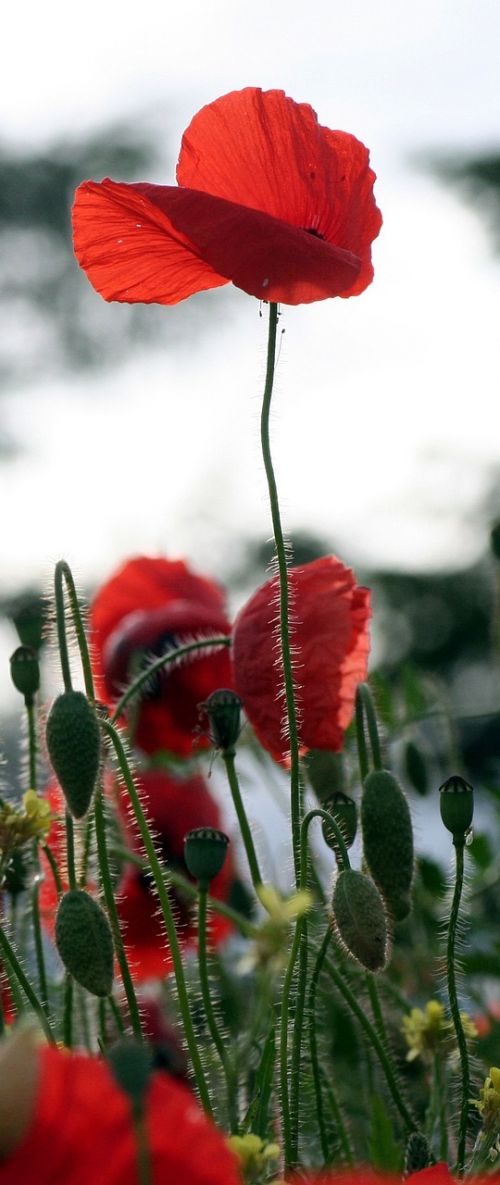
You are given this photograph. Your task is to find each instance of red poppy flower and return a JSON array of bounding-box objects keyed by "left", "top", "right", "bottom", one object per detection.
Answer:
[
  {"left": 0, "top": 1039, "right": 241, "bottom": 1185},
  {"left": 39, "top": 769, "right": 235, "bottom": 985},
  {"left": 232, "top": 555, "right": 371, "bottom": 763},
  {"left": 116, "top": 768, "right": 235, "bottom": 983},
  {"left": 290, "top": 1169, "right": 454, "bottom": 1185},
  {"left": 90, "top": 555, "right": 233, "bottom": 757},
  {"left": 72, "top": 87, "right": 381, "bottom": 307}
]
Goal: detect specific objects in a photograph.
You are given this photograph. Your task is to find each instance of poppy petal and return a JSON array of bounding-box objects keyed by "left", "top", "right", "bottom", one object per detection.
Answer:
[
  {"left": 232, "top": 556, "right": 371, "bottom": 763},
  {"left": 72, "top": 179, "right": 230, "bottom": 305}
]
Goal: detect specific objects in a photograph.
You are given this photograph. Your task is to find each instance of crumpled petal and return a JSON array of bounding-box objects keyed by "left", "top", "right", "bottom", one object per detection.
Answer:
[{"left": 232, "top": 555, "right": 371, "bottom": 763}]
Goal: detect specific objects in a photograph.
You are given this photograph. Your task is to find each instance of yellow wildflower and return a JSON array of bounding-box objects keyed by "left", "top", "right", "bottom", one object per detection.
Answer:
[
  {"left": 402, "top": 1000, "right": 477, "bottom": 1063},
  {"left": 473, "top": 1068, "right": 500, "bottom": 1131},
  {"left": 240, "top": 885, "right": 312, "bottom": 974},
  {"left": 228, "top": 1134, "right": 280, "bottom": 1181},
  {"left": 0, "top": 791, "right": 52, "bottom": 856}
]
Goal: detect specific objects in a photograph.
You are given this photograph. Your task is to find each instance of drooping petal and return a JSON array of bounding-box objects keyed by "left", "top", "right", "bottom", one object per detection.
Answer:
[
  {"left": 232, "top": 556, "right": 371, "bottom": 763},
  {"left": 72, "top": 179, "right": 230, "bottom": 305}
]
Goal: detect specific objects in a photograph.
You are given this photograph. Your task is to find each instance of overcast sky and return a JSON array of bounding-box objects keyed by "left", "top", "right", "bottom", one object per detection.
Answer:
[{"left": 1, "top": 0, "right": 500, "bottom": 604}]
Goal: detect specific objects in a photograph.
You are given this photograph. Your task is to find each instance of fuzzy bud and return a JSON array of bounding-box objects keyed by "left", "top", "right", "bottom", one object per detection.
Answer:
[
  {"left": 55, "top": 889, "right": 114, "bottom": 997},
  {"left": 46, "top": 691, "right": 101, "bottom": 819},
  {"left": 361, "top": 769, "right": 414, "bottom": 923},
  {"left": 331, "top": 868, "right": 388, "bottom": 972},
  {"left": 10, "top": 646, "right": 40, "bottom": 706},
  {"left": 439, "top": 775, "right": 474, "bottom": 845},
  {"left": 200, "top": 689, "right": 242, "bottom": 751},
  {"left": 184, "top": 827, "right": 229, "bottom": 887}
]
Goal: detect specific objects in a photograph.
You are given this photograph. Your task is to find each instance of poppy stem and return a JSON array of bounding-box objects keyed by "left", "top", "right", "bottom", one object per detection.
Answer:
[
  {"left": 197, "top": 885, "right": 239, "bottom": 1131},
  {"left": 447, "top": 839, "right": 471, "bottom": 1176},
  {"left": 93, "top": 789, "right": 143, "bottom": 1039},
  {"left": 222, "top": 749, "right": 263, "bottom": 890},
  {"left": 308, "top": 928, "right": 354, "bottom": 1166},
  {"left": 102, "top": 719, "right": 213, "bottom": 1116},
  {"left": 260, "top": 302, "right": 302, "bottom": 886},
  {"left": 355, "top": 684, "right": 383, "bottom": 773}
]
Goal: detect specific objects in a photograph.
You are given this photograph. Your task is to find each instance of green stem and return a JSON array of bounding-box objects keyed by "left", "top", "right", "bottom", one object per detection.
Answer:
[
  {"left": 54, "top": 560, "right": 94, "bottom": 698},
  {"left": 252, "top": 1026, "right": 276, "bottom": 1138},
  {"left": 102, "top": 719, "right": 212, "bottom": 1115},
  {"left": 78, "top": 814, "right": 94, "bottom": 888},
  {"left": 222, "top": 749, "right": 262, "bottom": 890},
  {"left": 308, "top": 929, "right": 353, "bottom": 1166},
  {"left": 132, "top": 1107, "right": 152, "bottom": 1185},
  {"left": 0, "top": 923, "right": 55, "bottom": 1043},
  {"left": 26, "top": 701, "right": 38, "bottom": 791},
  {"left": 108, "top": 992, "right": 126, "bottom": 1036},
  {"left": 366, "top": 972, "right": 389, "bottom": 1045},
  {"left": 42, "top": 843, "right": 63, "bottom": 896},
  {"left": 355, "top": 690, "right": 369, "bottom": 782},
  {"left": 65, "top": 812, "right": 77, "bottom": 892},
  {"left": 94, "top": 790, "right": 142, "bottom": 1038},
  {"left": 32, "top": 869, "right": 49, "bottom": 1014},
  {"left": 447, "top": 841, "right": 470, "bottom": 1175},
  {"left": 325, "top": 955, "right": 417, "bottom": 1133},
  {"left": 198, "top": 886, "right": 238, "bottom": 1131},
  {"left": 356, "top": 684, "right": 383, "bottom": 772},
  {"left": 111, "top": 637, "right": 231, "bottom": 724},
  {"left": 260, "top": 302, "right": 302, "bottom": 884}
]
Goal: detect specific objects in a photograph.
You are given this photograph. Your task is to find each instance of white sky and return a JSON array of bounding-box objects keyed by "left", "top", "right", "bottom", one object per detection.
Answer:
[{"left": 1, "top": 0, "right": 500, "bottom": 604}]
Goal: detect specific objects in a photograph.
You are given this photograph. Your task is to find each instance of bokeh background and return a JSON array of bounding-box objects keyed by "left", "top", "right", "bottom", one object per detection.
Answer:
[{"left": 2, "top": 0, "right": 500, "bottom": 809}]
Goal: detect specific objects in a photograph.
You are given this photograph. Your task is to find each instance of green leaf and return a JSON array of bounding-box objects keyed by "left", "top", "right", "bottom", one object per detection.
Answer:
[{"left": 368, "top": 1092, "right": 403, "bottom": 1172}]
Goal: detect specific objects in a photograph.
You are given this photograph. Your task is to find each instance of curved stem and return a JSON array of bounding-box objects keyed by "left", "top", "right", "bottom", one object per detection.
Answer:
[
  {"left": 447, "top": 841, "right": 470, "bottom": 1175},
  {"left": 54, "top": 560, "right": 94, "bottom": 698},
  {"left": 42, "top": 844, "right": 63, "bottom": 896},
  {"left": 102, "top": 719, "right": 212, "bottom": 1115},
  {"left": 111, "top": 637, "right": 231, "bottom": 724},
  {"left": 356, "top": 684, "right": 383, "bottom": 773},
  {"left": 260, "top": 302, "right": 302, "bottom": 884},
  {"left": 94, "top": 790, "right": 142, "bottom": 1038},
  {"left": 308, "top": 929, "right": 354, "bottom": 1166},
  {"left": 198, "top": 886, "right": 238, "bottom": 1131},
  {"left": 222, "top": 749, "right": 262, "bottom": 889}
]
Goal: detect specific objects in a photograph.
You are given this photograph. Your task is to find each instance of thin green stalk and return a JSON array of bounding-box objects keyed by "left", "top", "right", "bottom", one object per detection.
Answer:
[
  {"left": 356, "top": 684, "right": 383, "bottom": 772},
  {"left": 447, "top": 841, "right": 471, "bottom": 1175},
  {"left": 65, "top": 812, "right": 77, "bottom": 891},
  {"left": 366, "top": 972, "right": 389, "bottom": 1045},
  {"left": 198, "top": 886, "right": 238, "bottom": 1131},
  {"left": 222, "top": 749, "right": 262, "bottom": 890},
  {"left": 111, "top": 637, "right": 231, "bottom": 724},
  {"left": 324, "top": 955, "right": 417, "bottom": 1133},
  {"left": 54, "top": 560, "right": 94, "bottom": 698},
  {"left": 355, "top": 690, "right": 369, "bottom": 782},
  {"left": 78, "top": 814, "right": 94, "bottom": 888},
  {"left": 0, "top": 923, "right": 55, "bottom": 1043},
  {"left": 308, "top": 929, "right": 354, "bottom": 1166},
  {"left": 102, "top": 719, "right": 212, "bottom": 1115},
  {"left": 132, "top": 1107, "right": 152, "bottom": 1185},
  {"left": 252, "top": 1026, "right": 276, "bottom": 1138},
  {"left": 260, "top": 302, "right": 302, "bottom": 884},
  {"left": 32, "top": 872, "right": 49, "bottom": 1014},
  {"left": 108, "top": 992, "right": 126, "bottom": 1036},
  {"left": 94, "top": 790, "right": 142, "bottom": 1038},
  {"left": 42, "top": 843, "right": 63, "bottom": 896},
  {"left": 26, "top": 701, "right": 38, "bottom": 791}
]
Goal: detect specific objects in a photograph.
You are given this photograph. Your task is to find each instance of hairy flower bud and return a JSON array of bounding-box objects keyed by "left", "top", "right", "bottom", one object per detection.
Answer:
[
  {"left": 331, "top": 868, "right": 388, "bottom": 972},
  {"left": 55, "top": 889, "right": 114, "bottom": 997},
  {"left": 361, "top": 769, "right": 414, "bottom": 923},
  {"left": 46, "top": 691, "right": 101, "bottom": 819}
]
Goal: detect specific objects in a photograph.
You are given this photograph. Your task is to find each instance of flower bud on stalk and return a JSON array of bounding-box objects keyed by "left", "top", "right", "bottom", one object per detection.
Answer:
[
  {"left": 361, "top": 769, "right": 414, "bottom": 923},
  {"left": 184, "top": 827, "right": 229, "bottom": 890},
  {"left": 439, "top": 775, "right": 474, "bottom": 846},
  {"left": 55, "top": 889, "right": 114, "bottom": 997},
  {"left": 10, "top": 646, "right": 40, "bottom": 707},
  {"left": 200, "top": 689, "right": 242, "bottom": 752},
  {"left": 331, "top": 868, "right": 388, "bottom": 972},
  {"left": 46, "top": 691, "right": 101, "bottom": 819}
]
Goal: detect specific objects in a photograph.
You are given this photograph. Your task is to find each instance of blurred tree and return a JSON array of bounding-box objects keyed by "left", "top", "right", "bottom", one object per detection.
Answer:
[{"left": 430, "top": 150, "right": 500, "bottom": 250}]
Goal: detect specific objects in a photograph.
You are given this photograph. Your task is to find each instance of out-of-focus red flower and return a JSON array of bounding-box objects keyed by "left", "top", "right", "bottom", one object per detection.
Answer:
[
  {"left": 72, "top": 87, "right": 381, "bottom": 308},
  {"left": 290, "top": 1170, "right": 456, "bottom": 1185},
  {"left": 232, "top": 555, "right": 370, "bottom": 764},
  {"left": 0, "top": 973, "right": 14, "bottom": 1027},
  {"left": 40, "top": 769, "right": 234, "bottom": 986},
  {"left": 116, "top": 768, "right": 235, "bottom": 983},
  {"left": 0, "top": 1040, "right": 241, "bottom": 1185},
  {"left": 90, "top": 555, "right": 233, "bottom": 757}
]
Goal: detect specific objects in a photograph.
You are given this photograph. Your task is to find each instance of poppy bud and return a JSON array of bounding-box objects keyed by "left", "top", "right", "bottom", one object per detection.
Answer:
[
  {"left": 439, "top": 775, "right": 474, "bottom": 845},
  {"left": 46, "top": 691, "right": 101, "bottom": 819},
  {"left": 321, "top": 793, "right": 357, "bottom": 853},
  {"left": 200, "top": 689, "right": 242, "bottom": 752},
  {"left": 331, "top": 869, "right": 388, "bottom": 972},
  {"left": 55, "top": 889, "right": 114, "bottom": 997},
  {"left": 404, "top": 740, "right": 429, "bottom": 797},
  {"left": 361, "top": 769, "right": 414, "bottom": 923},
  {"left": 107, "top": 1039, "right": 153, "bottom": 1107},
  {"left": 10, "top": 646, "right": 40, "bottom": 706},
  {"left": 184, "top": 827, "right": 229, "bottom": 887},
  {"left": 405, "top": 1132, "right": 431, "bottom": 1173}
]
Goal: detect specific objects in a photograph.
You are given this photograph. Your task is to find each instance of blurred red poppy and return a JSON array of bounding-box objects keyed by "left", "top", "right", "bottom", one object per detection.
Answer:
[
  {"left": 90, "top": 555, "right": 233, "bottom": 757},
  {"left": 73, "top": 87, "right": 381, "bottom": 307},
  {"left": 0, "top": 1040, "right": 241, "bottom": 1185},
  {"left": 232, "top": 555, "right": 371, "bottom": 764},
  {"left": 290, "top": 1169, "right": 454, "bottom": 1185},
  {"left": 40, "top": 769, "right": 235, "bottom": 986}
]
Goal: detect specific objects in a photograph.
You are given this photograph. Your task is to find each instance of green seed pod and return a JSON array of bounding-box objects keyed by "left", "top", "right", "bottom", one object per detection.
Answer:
[
  {"left": 304, "top": 749, "right": 345, "bottom": 802},
  {"left": 10, "top": 645, "right": 40, "bottom": 705},
  {"left": 361, "top": 769, "right": 414, "bottom": 923},
  {"left": 331, "top": 869, "right": 388, "bottom": 972},
  {"left": 404, "top": 740, "right": 429, "bottom": 796},
  {"left": 439, "top": 775, "right": 474, "bottom": 844},
  {"left": 184, "top": 827, "right": 229, "bottom": 886},
  {"left": 55, "top": 889, "right": 114, "bottom": 997},
  {"left": 405, "top": 1132, "right": 431, "bottom": 1174},
  {"left": 107, "top": 1039, "right": 153, "bottom": 1106},
  {"left": 46, "top": 691, "right": 100, "bottom": 818},
  {"left": 200, "top": 689, "right": 242, "bottom": 751},
  {"left": 321, "top": 793, "right": 357, "bottom": 854}
]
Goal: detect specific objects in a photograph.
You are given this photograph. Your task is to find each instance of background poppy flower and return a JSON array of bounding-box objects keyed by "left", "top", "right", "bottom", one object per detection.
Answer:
[
  {"left": 232, "top": 555, "right": 371, "bottom": 764},
  {"left": 72, "top": 87, "right": 381, "bottom": 307},
  {"left": 90, "top": 555, "right": 233, "bottom": 757},
  {"left": 116, "top": 768, "right": 235, "bottom": 983},
  {"left": 0, "top": 1038, "right": 241, "bottom": 1185}
]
